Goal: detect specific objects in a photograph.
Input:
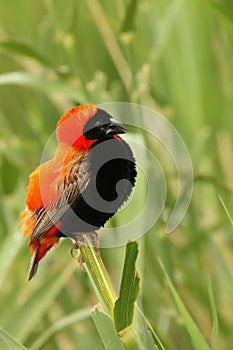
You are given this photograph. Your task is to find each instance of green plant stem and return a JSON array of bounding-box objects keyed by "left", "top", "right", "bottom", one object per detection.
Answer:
[
  {"left": 120, "top": 329, "right": 141, "bottom": 350},
  {"left": 79, "top": 236, "right": 141, "bottom": 350},
  {"left": 79, "top": 235, "right": 117, "bottom": 316}
]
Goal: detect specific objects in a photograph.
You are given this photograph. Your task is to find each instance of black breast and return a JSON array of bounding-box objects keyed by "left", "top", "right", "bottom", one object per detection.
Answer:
[{"left": 60, "top": 137, "right": 136, "bottom": 236}]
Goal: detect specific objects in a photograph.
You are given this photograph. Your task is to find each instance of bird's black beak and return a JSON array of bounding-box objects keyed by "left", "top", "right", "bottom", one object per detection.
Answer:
[{"left": 105, "top": 118, "right": 126, "bottom": 136}]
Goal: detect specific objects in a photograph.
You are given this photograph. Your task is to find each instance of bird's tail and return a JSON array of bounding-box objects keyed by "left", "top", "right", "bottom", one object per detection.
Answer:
[{"left": 28, "top": 244, "right": 40, "bottom": 281}]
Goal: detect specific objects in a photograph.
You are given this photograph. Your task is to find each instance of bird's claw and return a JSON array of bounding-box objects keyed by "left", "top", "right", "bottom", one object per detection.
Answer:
[{"left": 70, "top": 231, "right": 99, "bottom": 259}]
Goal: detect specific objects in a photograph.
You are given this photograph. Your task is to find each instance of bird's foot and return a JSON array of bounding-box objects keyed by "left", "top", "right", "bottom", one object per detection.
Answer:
[{"left": 70, "top": 231, "right": 99, "bottom": 259}]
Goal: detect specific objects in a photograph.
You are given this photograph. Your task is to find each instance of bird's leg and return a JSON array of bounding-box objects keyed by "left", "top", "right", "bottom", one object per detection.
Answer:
[
  {"left": 86, "top": 231, "right": 99, "bottom": 249},
  {"left": 70, "top": 231, "right": 99, "bottom": 259}
]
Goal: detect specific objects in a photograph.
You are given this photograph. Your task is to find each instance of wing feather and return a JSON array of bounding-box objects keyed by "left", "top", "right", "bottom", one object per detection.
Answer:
[{"left": 29, "top": 154, "right": 91, "bottom": 245}]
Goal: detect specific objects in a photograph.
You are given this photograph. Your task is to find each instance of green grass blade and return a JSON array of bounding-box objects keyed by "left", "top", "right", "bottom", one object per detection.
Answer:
[
  {"left": 31, "top": 307, "right": 91, "bottom": 350},
  {"left": 207, "top": 0, "right": 233, "bottom": 23},
  {"left": 86, "top": 0, "right": 132, "bottom": 92},
  {"left": 0, "top": 72, "right": 86, "bottom": 102},
  {"left": 0, "top": 40, "right": 53, "bottom": 69},
  {"left": 136, "top": 305, "right": 166, "bottom": 350},
  {"left": 79, "top": 235, "right": 117, "bottom": 315},
  {"left": 210, "top": 240, "right": 233, "bottom": 290},
  {"left": 114, "top": 241, "right": 140, "bottom": 333},
  {"left": 0, "top": 326, "right": 28, "bottom": 350},
  {"left": 120, "top": 0, "right": 138, "bottom": 34},
  {"left": 0, "top": 231, "right": 23, "bottom": 289},
  {"left": 143, "top": 329, "right": 158, "bottom": 350},
  {"left": 139, "top": 319, "right": 158, "bottom": 350},
  {"left": 218, "top": 194, "right": 233, "bottom": 226},
  {"left": 159, "top": 260, "right": 210, "bottom": 350},
  {"left": 92, "top": 307, "right": 125, "bottom": 350},
  {"left": 4, "top": 262, "right": 76, "bottom": 342},
  {"left": 206, "top": 274, "right": 219, "bottom": 350}
]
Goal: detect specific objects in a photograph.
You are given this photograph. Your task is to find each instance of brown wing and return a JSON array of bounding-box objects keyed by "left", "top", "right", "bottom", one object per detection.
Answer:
[{"left": 29, "top": 154, "right": 91, "bottom": 245}]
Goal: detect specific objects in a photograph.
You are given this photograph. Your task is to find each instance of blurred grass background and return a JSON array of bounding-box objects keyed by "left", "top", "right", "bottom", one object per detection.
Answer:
[{"left": 0, "top": 0, "right": 233, "bottom": 349}]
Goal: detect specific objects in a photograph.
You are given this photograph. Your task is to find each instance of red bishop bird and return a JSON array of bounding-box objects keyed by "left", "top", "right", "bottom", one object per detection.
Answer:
[{"left": 20, "top": 104, "right": 137, "bottom": 280}]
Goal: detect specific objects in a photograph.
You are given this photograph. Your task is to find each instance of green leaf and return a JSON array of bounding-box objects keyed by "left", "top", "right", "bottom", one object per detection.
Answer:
[
  {"left": 4, "top": 262, "right": 76, "bottom": 342},
  {"left": 86, "top": 0, "right": 132, "bottom": 92},
  {"left": 114, "top": 241, "right": 140, "bottom": 333},
  {"left": 141, "top": 328, "right": 158, "bottom": 350},
  {"left": 136, "top": 306, "right": 162, "bottom": 350},
  {"left": 159, "top": 260, "right": 210, "bottom": 350},
  {"left": 0, "top": 72, "right": 86, "bottom": 102},
  {"left": 207, "top": 0, "right": 233, "bottom": 23},
  {"left": 207, "top": 274, "right": 219, "bottom": 350},
  {"left": 218, "top": 194, "right": 233, "bottom": 226},
  {"left": 121, "top": 0, "right": 138, "bottom": 34},
  {"left": 1, "top": 155, "right": 20, "bottom": 195},
  {"left": 210, "top": 239, "right": 233, "bottom": 291},
  {"left": 31, "top": 307, "right": 91, "bottom": 350},
  {"left": 0, "top": 326, "right": 28, "bottom": 350},
  {"left": 0, "top": 40, "right": 53, "bottom": 69},
  {"left": 92, "top": 307, "right": 125, "bottom": 350},
  {"left": 0, "top": 231, "right": 24, "bottom": 289}
]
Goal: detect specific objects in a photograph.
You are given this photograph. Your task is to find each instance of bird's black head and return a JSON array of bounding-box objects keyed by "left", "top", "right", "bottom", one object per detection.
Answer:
[{"left": 83, "top": 108, "right": 126, "bottom": 140}]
